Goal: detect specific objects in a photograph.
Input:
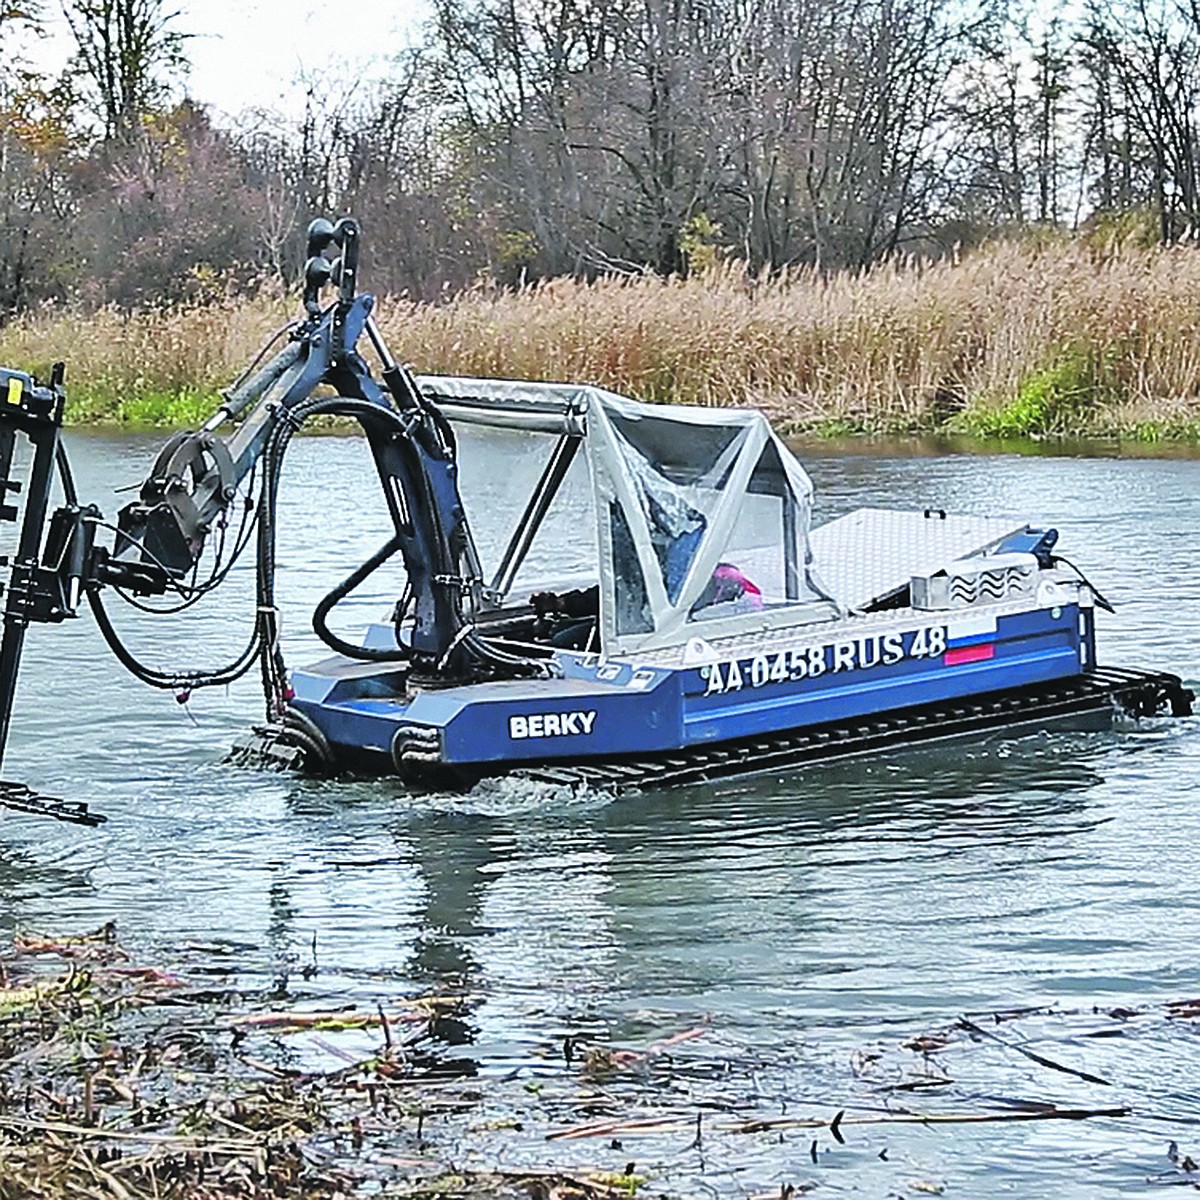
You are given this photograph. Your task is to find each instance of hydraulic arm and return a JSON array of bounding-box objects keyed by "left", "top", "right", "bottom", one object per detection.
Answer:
[{"left": 0, "top": 216, "right": 545, "bottom": 820}]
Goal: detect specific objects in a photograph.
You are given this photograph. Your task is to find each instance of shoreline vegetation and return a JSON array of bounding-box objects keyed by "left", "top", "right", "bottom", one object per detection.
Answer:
[{"left": 6, "top": 236, "right": 1200, "bottom": 443}]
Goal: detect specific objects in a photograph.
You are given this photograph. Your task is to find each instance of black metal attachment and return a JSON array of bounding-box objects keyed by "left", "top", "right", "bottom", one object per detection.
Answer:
[
  {"left": 0, "top": 780, "right": 106, "bottom": 826},
  {"left": 0, "top": 365, "right": 69, "bottom": 770},
  {"left": 0, "top": 367, "right": 109, "bottom": 825}
]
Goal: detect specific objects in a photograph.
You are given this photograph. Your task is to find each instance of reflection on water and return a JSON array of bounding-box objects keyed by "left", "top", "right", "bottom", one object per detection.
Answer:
[
  {"left": 0, "top": 432, "right": 1198, "bottom": 1193},
  {"left": 0, "top": 841, "right": 91, "bottom": 935}
]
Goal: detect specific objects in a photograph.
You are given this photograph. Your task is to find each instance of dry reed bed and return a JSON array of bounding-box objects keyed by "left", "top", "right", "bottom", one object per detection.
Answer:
[{"left": 5, "top": 237, "right": 1200, "bottom": 435}]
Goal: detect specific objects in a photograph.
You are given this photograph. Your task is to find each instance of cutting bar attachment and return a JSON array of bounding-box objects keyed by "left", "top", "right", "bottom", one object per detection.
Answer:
[{"left": 0, "top": 781, "right": 106, "bottom": 826}]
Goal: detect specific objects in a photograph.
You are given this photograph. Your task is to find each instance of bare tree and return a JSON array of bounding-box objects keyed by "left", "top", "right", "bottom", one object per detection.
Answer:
[
  {"left": 15, "top": 0, "right": 1200, "bottom": 317},
  {"left": 1032, "top": 20, "right": 1070, "bottom": 223},
  {"left": 60, "top": 0, "right": 187, "bottom": 143},
  {"left": 1081, "top": 0, "right": 1200, "bottom": 240},
  {"left": 1, "top": 2, "right": 43, "bottom": 34},
  {"left": 0, "top": 77, "right": 77, "bottom": 315}
]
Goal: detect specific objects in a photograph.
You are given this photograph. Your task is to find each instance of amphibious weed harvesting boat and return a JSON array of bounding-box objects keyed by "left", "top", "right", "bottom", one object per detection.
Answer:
[
  {"left": 0, "top": 216, "right": 1190, "bottom": 822},
  {"left": 280, "top": 375, "right": 1192, "bottom": 791}
]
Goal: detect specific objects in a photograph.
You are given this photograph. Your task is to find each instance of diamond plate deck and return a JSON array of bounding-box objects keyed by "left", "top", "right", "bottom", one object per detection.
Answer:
[{"left": 809, "top": 508, "right": 1026, "bottom": 610}]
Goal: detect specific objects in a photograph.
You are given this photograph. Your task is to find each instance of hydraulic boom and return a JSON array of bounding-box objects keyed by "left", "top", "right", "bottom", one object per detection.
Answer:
[{"left": 0, "top": 216, "right": 547, "bottom": 822}]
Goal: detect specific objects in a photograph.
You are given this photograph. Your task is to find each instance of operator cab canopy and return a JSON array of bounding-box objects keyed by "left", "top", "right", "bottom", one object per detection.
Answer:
[{"left": 418, "top": 376, "right": 839, "bottom": 656}]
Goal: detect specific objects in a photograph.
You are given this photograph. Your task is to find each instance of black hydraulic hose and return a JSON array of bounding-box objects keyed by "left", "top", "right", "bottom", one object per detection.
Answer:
[
  {"left": 86, "top": 586, "right": 263, "bottom": 690},
  {"left": 252, "top": 390, "right": 364, "bottom": 711},
  {"left": 255, "top": 405, "right": 297, "bottom": 715},
  {"left": 278, "top": 395, "right": 552, "bottom": 677},
  {"left": 77, "top": 474, "right": 267, "bottom": 691},
  {"left": 1051, "top": 555, "right": 1116, "bottom": 614},
  {"left": 54, "top": 430, "right": 270, "bottom": 693},
  {"left": 311, "top": 533, "right": 409, "bottom": 660},
  {"left": 55, "top": 442, "right": 78, "bottom": 506},
  {"left": 67, "top": 385, "right": 554, "bottom": 709},
  {"left": 463, "top": 629, "right": 554, "bottom": 676},
  {"left": 253, "top": 393, "right": 450, "bottom": 676}
]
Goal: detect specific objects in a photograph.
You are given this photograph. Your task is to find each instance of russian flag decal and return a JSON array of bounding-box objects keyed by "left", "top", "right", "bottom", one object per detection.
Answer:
[
  {"left": 944, "top": 614, "right": 997, "bottom": 666},
  {"left": 944, "top": 643, "right": 995, "bottom": 666}
]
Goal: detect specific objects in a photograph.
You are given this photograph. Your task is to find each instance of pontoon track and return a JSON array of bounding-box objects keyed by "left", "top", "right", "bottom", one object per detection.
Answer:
[{"left": 500, "top": 667, "right": 1193, "bottom": 793}]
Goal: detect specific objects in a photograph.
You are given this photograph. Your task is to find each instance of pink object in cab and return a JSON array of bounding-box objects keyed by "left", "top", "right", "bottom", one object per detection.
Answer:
[{"left": 712, "top": 563, "right": 764, "bottom": 609}]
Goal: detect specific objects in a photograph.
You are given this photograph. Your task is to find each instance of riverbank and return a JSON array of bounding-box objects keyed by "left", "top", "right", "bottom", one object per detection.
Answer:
[{"left": 5, "top": 234, "right": 1200, "bottom": 440}]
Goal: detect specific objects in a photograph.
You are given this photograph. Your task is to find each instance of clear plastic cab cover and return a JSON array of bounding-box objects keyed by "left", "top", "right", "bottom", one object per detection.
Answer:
[
  {"left": 420, "top": 376, "right": 839, "bottom": 654},
  {"left": 585, "top": 390, "right": 837, "bottom": 651}
]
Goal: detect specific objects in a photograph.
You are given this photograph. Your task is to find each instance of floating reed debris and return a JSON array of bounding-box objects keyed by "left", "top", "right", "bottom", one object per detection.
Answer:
[
  {"left": 722, "top": 1106, "right": 1133, "bottom": 1136},
  {"left": 0, "top": 925, "right": 474, "bottom": 1199},
  {"left": 226, "top": 1001, "right": 455, "bottom": 1033},
  {"left": 957, "top": 1015, "right": 1113, "bottom": 1086},
  {"left": 545, "top": 1105, "right": 1132, "bottom": 1142},
  {"left": 3, "top": 926, "right": 1198, "bottom": 1198},
  {"left": 0, "top": 925, "right": 683, "bottom": 1199}
]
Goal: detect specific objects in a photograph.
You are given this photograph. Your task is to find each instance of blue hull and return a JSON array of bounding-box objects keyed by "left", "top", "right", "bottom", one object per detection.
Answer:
[{"left": 289, "top": 603, "right": 1095, "bottom": 777}]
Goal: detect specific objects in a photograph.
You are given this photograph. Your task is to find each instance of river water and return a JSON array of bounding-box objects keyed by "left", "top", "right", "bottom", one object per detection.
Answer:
[{"left": 2, "top": 431, "right": 1199, "bottom": 1195}]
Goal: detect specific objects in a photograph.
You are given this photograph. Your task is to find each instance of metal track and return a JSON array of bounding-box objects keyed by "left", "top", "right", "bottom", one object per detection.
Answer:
[
  {"left": 501, "top": 667, "right": 1194, "bottom": 793},
  {"left": 0, "top": 781, "right": 106, "bottom": 826}
]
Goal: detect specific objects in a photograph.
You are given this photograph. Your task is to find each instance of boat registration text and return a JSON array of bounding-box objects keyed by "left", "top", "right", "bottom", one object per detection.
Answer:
[{"left": 700, "top": 626, "right": 950, "bottom": 696}]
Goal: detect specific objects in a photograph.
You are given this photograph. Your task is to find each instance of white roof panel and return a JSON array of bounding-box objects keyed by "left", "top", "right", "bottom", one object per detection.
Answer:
[{"left": 810, "top": 508, "right": 1026, "bottom": 610}]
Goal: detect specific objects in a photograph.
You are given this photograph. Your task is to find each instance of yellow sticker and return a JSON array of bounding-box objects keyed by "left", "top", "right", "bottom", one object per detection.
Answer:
[{"left": 6, "top": 377, "right": 22, "bottom": 406}]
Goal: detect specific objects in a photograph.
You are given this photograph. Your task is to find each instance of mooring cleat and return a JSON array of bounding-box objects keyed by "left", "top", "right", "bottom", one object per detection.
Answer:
[{"left": 0, "top": 780, "right": 106, "bottom": 826}]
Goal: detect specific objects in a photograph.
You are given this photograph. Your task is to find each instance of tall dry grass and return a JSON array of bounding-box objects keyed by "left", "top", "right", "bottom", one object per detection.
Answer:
[
  {"left": 6, "top": 235, "right": 1200, "bottom": 436},
  {"left": 0, "top": 294, "right": 295, "bottom": 424}
]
